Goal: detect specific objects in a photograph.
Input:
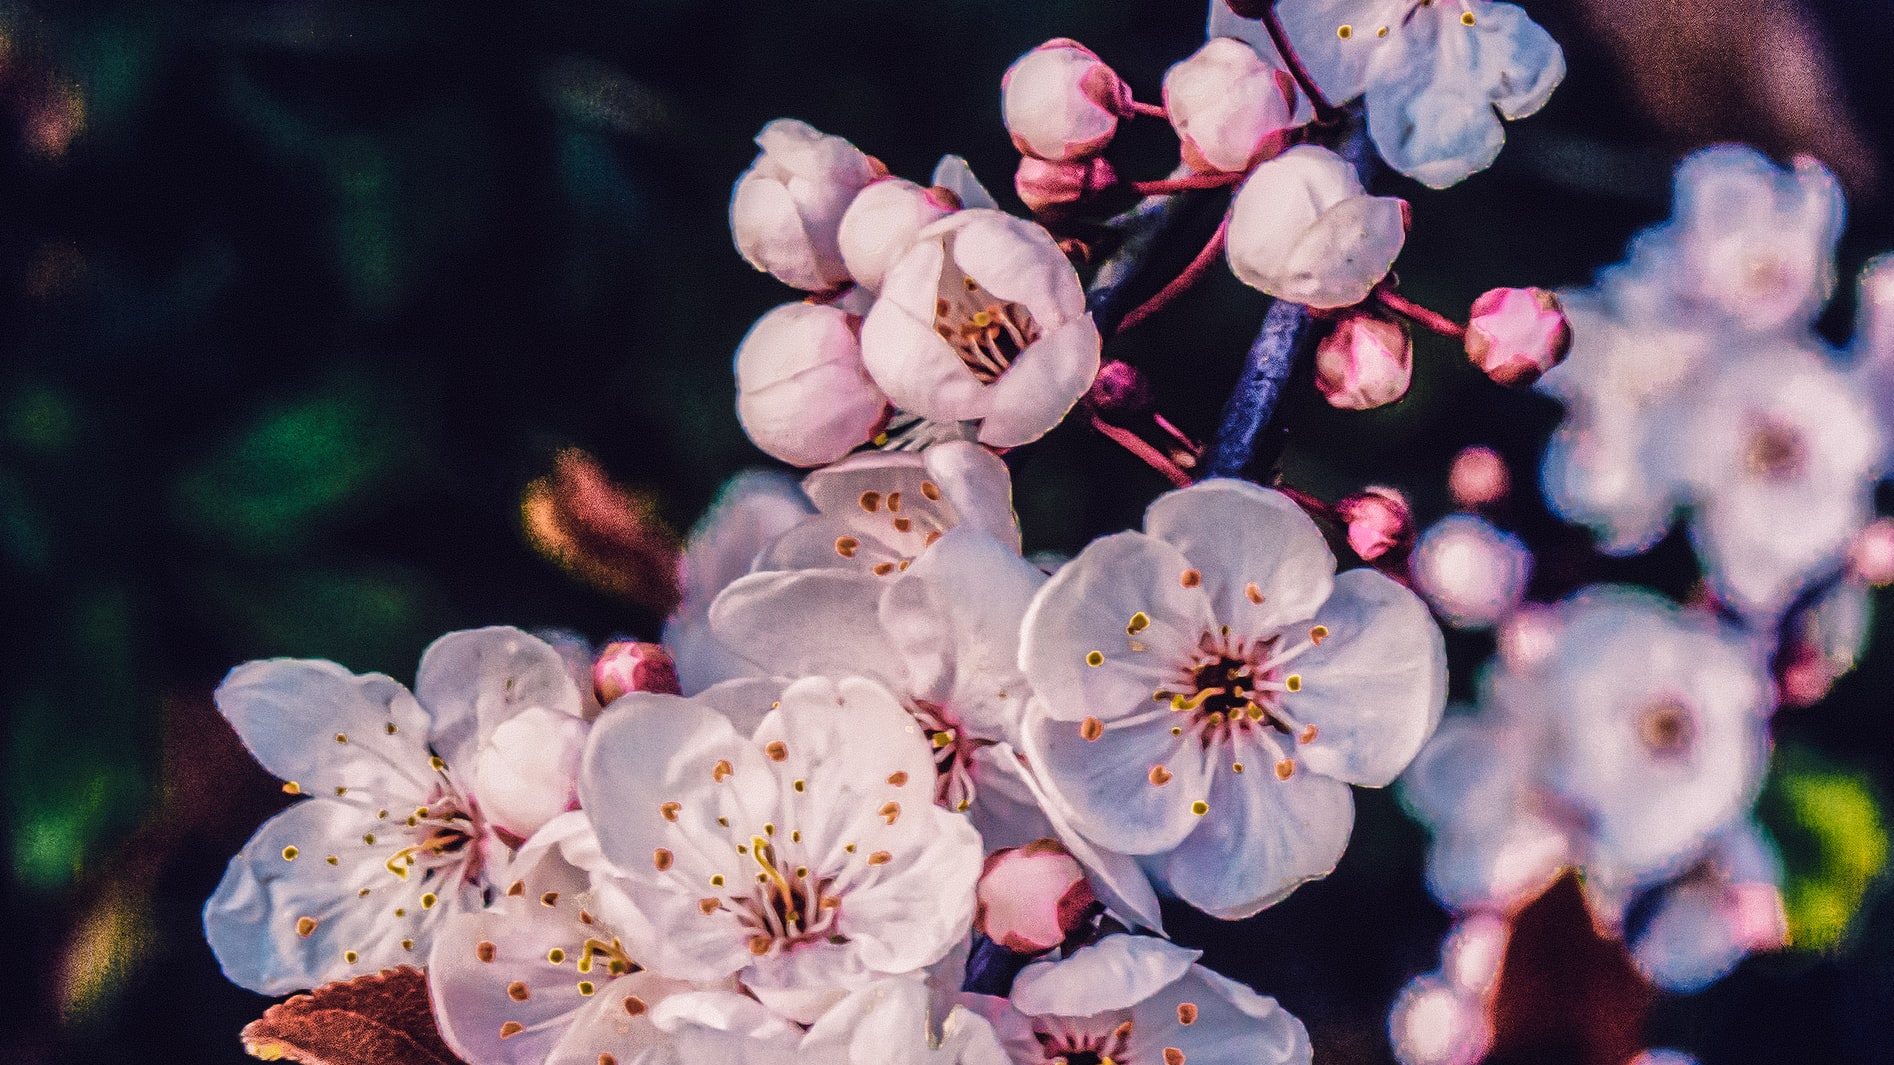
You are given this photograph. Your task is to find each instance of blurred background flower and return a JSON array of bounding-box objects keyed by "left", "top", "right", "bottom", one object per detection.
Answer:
[{"left": 2, "top": 1, "right": 1892, "bottom": 1063}]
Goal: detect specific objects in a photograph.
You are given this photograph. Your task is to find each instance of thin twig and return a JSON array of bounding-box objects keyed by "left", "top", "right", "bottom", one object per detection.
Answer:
[
  {"left": 1128, "top": 172, "right": 1242, "bottom": 196},
  {"left": 1114, "top": 213, "right": 1232, "bottom": 335},
  {"left": 1203, "top": 297, "right": 1314, "bottom": 479},
  {"left": 1259, "top": 1, "right": 1339, "bottom": 120},
  {"left": 1376, "top": 288, "right": 1467, "bottom": 340},
  {"left": 1089, "top": 411, "right": 1195, "bottom": 487},
  {"left": 1124, "top": 99, "right": 1168, "bottom": 119}
]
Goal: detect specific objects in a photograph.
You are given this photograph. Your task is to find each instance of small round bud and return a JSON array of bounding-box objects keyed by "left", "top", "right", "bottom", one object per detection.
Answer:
[
  {"left": 974, "top": 839, "right": 1095, "bottom": 955},
  {"left": 1848, "top": 518, "right": 1894, "bottom": 586},
  {"left": 1337, "top": 486, "right": 1414, "bottom": 563},
  {"left": 1014, "top": 155, "right": 1118, "bottom": 214},
  {"left": 1448, "top": 446, "right": 1511, "bottom": 509},
  {"left": 1086, "top": 360, "right": 1153, "bottom": 421},
  {"left": 1410, "top": 514, "right": 1532, "bottom": 630},
  {"left": 1002, "top": 39, "right": 1130, "bottom": 162},
  {"left": 1388, "top": 974, "right": 1492, "bottom": 1065},
  {"left": 837, "top": 177, "right": 959, "bottom": 292},
  {"left": 1465, "top": 287, "right": 1571, "bottom": 387},
  {"left": 593, "top": 641, "right": 680, "bottom": 704},
  {"left": 1163, "top": 38, "right": 1301, "bottom": 174},
  {"left": 735, "top": 302, "right": 888, "bottom": 467},
  {"left": 1316, "top": 312, "right": 1413, "bottom": 410}
]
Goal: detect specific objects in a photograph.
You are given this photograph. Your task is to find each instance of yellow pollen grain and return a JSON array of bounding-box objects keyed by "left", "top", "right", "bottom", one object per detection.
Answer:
[
  {"left": 1337, "top": 23, "right": 1353, "bottom": 39},
  {"left": 362, "top": 833, "right": 377, "bottom": 846},
  {"left": 1086, "top": 650, "right": 1105, "bottom": 667},
  {"left": 421, "top": 893, "right": 438, "bottom": 909},
  {"left": 430, "top": 755, "right": 446, "bottom": 772},
  {"left": 281, "top": 846, "right": 299, "bottom": 861},
  {"left": 1190, "top": 800, "right": 1209, "bottom": 816},
  {"left": 880, "top": 801, "right": 901, "bottom": 825},
  {"left": 295, "top": 916, "right": 318, "bottom": 938},
  {"left": 1127, "top": 611, "right": 1150, "bottom": 635},
  {"left": 385, "top": 722, "right": 398, "bottom": 735},
  {"left": 1461, "top": 11, "right": 1476, "bottom": 25},
  {"left": 282, "top": 781, "right": 301, "bottom": 795},
  {"left": 344, "top": 950, "right": 359, "bottom": 964},
  {"left": 326, "top": 855, "right": 339, "bottom": 866},
  {"left": 793, "top": 779, "right": 806, "bottom": 792},
  {"left": 578, "top": 981, "right": 596, "bottom": 996},
  {"left": 548, "top": 947, "right": 567, "bottom": 964},
  {"left": 749, "top": 935, "right": 772, "bottom": 956},
  {"left": 541, "top": 891, "right": 559, "bottom": 907},
  {"left": 1310, "top": 624, "right": 1329, "bottom": 645},
  {"left": 710, "top": 874, "right": 725, "bottom": 887},
  {"left": 1285, "top": 674, "right": 1302, "bottom": 692},
  {"left": 1232, "top": 762, "right": 1245, "bottom": 774},
  {"left": 1245, "top": 582, "right": 1264, "bottom": 605},
  {"left": 867, "top": 850, "right": 893, "bottom": 866},
  {"left": 1275, "top": 760, "right": 1296, "bottom": 780},
  {"left": 334, "top": 732, "right": 348, "bottom": 744}
]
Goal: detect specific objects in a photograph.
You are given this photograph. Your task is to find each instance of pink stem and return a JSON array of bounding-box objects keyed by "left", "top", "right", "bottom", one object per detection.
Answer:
[
  {"left": 1259, "top": 2, "right": 1338, "bottom": 120},
  {"left": 1128, "top": 172, "right": 1244, "bottom": 196},
  {"left": 1376, "top": 289, "right": 1467, "bottom": 340},
  {"left": 1152, "top": 412, "right": 1199, "bottom": 455},
  {"left": 1089, "top": 412, "right": 1194, "bottom": 488},
  {"left": 1124, "top": 99, "right": 1169, "bottom": 119},
  {"left": 1114, "top": 213, "right": 1232, "bottom": 335}
]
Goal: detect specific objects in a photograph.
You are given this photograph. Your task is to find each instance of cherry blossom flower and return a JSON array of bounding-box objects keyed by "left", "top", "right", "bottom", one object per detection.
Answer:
[
  {"left": 662, "top": 471, "right": 814, "bottom": 695},
  {"left": 1226, "top": 145, "right": 1408, "bottom": 310},
  {"left": 1259, "top": 0, "right": 1565, "bottom": 188},
  {"left": 1163, "top": 37, "right": 1303, "bottom": 174},
  {"left": 731, "top": 119, "right": 880, "bottom": 292},
  {"left": 735, "top": 301, "right": 889, "bottom": 468},
  {"left": 1020, "top": 480, "right": 1446, "bottom": 917},
  {"left": 577, "top": 675, "right": 984, "bottom": 1023},
  {"left": 964, "top": 935, "right": 1311, "bottom": 1065},
  {"left": 205, "top": 627, "right": 592, "bottom": 994},
  {"left": 1387, "top": 914, "right": 1506, "bottom": 1065},
  {"left": 757, "top": 441, "right": 1020, "bottom": 576},
  {"left": 861, "top": 209, "right": 1101, "bottom": 447},
  {"left": 1001, "top": 40, "right": 1130, "bottom": 162},
  {"left": 1401, "top": 587, "right": 1773, "bottom": 911}
]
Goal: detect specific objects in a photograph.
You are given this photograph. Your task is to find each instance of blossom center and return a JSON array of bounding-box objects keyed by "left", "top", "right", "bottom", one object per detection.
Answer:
[
  {"left": 708, "top": 828, "right": 847, "bottom": 958},
  {"left": 1742, "top": 417, "right": 1807, "bottom": 481},
  {"left": 1153, "top": 625, "right": 1325, "bottom": 780},
  {"left": 1635, "top": 697, "right": 1697, "bottom": 758},
  {"left": 1034, "top": 1016, "right": 1134, "bottom": 1065},
  {"left": 912, "top": 699, "right": 992, "bottom": 813},
  {"left": 383, "top": 787, "right": 484, "bottom": 884},
  {"left": 935, "top": 242, "right": 1040, "bottom": 384}
]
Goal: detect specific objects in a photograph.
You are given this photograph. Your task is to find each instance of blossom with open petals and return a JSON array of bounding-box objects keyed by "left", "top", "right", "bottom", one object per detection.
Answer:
[
  {"left": 965, "top": 935, "right": 1311, "bottom": 1065},
  {"left": 1021, "top": 480, "right": 1446, "bottom": 917},
  {"left": 578, "top": 675, "right": 983, "bottom": 1023},
  {"left": 206, "top": 627, "right": 591, "bottom": 994},
  {"left": 1227, "top": 145, "right": 1407, "bottom": 309},
  {"left": 861, "top": 210, "right": 1100, "bottom": 447}
]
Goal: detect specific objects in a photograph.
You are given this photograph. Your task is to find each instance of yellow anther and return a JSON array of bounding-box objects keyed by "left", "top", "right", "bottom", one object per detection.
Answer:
[
  {"left": 1127, "top": 611, "right": 1150, "bottom": 635},
  {"left": 281, "top": 846, "right": 299, "bottom": 861},
  {"left": 1190, "top": 800, "right": 1209, "bottom": 816},
  {"left": 1085, "top": 650, "right": 1105, "bottom": 667}
]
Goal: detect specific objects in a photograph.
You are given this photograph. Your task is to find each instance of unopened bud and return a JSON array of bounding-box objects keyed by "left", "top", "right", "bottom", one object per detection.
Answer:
[
  {"left": 1448, "top": 446, "right": 1511, "bottom": 509},
  {"left": 1164, "top": 38, "right": 1302, "bottom": 173},
  {"left": 1848, "top": 518, "right": 1894, "bottom": 586},
  {"left": 1337, "top": 486, "right": 1414, "bottom": 563},
  {"left": 1316, "top": 312, "right": 1413, "bottom": 410},
  {"left": 1086, "top": 360, "right": 1153, "bottom": 421},
  {"left": 975, "top": 839, "right": 1095, "bottom": 955},
  {"left": 593, "top": 641, "right": 680, "bottom": 704},
  {"left": 1002, "top": 39, "right": 1130, "bottom": 161},
  {"left": 1465, "top": 287, "right": 1570, "bottom": 387},
  {"left": 1015, "top": 155, "right": 1118, "bottom": 214}
]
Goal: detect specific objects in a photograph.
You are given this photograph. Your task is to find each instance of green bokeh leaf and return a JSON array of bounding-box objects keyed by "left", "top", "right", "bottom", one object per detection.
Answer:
[{"left": 1759, "top": 744, "right": 1890, "bottom": 951}]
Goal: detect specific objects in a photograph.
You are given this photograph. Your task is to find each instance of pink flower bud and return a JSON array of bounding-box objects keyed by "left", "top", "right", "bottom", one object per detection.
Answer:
[
  {"left": 975, "top": 839, "right": 1095, "bottom": 955},
  {"left": 1316, "top": 312, "right": 1412, "bottom": 410},
  {"left": 1464, "top": 287, "right": 1571, "bottom": 387},
  {"left": 1448, "top": 446, "right": 1511, "bottom": 509},
  {"left": 1086, "top": 359, "right": 1153, "bottom": 421},
  {"left": 735, "top": 301, "right": 889, "bottom": 467},
  {"left": 593, "top": 640, "right": 680, "bottom": 704},
  {"left": 1002, "top": 39, "right": 1130, "bottom": 161},
  {"left": 1163, "top": 38, "right": 1302, "bottom": 173},
  {"left": 1849, "top": 518, "right": 1894, "bottom": 586},
  {"left": 1337, "top": 486, "right": 1414, "bottom": 563},
  {"left": 837, "top": 177, "right": 959, "bottom": 291},
  {"left": 1014, "top": 155, "right": 1118, "bottom": 214}
]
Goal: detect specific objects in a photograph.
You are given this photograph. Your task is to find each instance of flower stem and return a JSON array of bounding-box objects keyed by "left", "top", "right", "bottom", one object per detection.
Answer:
[
  {"left": 1089, "top": 410, "right": 1195, "bottom": 487},
  {"left": 1259, "top": 2, "right": 1339, "bottom": 120},
  {"left": 1114, "top": 212, "right": 1231, "bottom": 335},
  {"left": 1375, "top": 288, "right": 1467, "bottom": 340},
  {"left": 1124, "top": 99, "right": 1169, "bottom": 119},
  {"left": 1128, "top": 172, "right": 1242, "bottom": 196}
]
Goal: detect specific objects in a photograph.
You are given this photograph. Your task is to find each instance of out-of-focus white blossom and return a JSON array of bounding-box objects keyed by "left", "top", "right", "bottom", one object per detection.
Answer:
[
  {"left": 205, "top": 627, "right": 592, "bottom": 993},
  {"left": 1232, "top": 0, "right": 1564, "bottom": 188},
  {"left": 1227, "top": 145, "right": 1407, "bottom": 309},
  {"left": 1464, "top": 286, "right": 1570, "bottom": 387},
  {"left": 731, "top": 119, "right": 880, "bottom": 291},
  {"left": 578, "top": 675, "right": 984, "bottom": 1023},
  {"left": 1163, "top": 37, "right": 1303, "bottom": 173},
  {"left": 1624, "top": 823, "right": 1787, "bottom": 993},
  {"left": 1001, "top": 39, "right": 1129, "bottom": 162},
  {"left": 1410, "top": 514, "right": 1530, "bottom": 630},
  {"left": 1388, "top": 973, "right": 1490, "bottom": 1065},
  {"left": 1448, "top": 446, "right": 1510, "bottom": 509},
  {"left": 1315, "top": 311, "right": 1412, "bottom": 409},
  {"left": 839, "top": 178, "right": 961, "bottom": 292},
  {"left": 1021, "top": 480, "right": 1445, "bottom": 917},
  {"left": 1402, "top": 587, "right": 1774, "bottom": 912},
  {"left": 862, "top": 210, "right": 1100, "bottom": 447},
  {"left": 965, "top": 935, "right": 1311, "bottom": 1065},
  {"left": 735, "top": 301, "right": 889, "bottom": 468}
]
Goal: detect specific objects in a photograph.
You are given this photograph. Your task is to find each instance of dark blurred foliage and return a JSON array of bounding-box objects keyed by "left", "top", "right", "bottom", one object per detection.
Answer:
[{"left": 3, "top": 1, "right": 1893, "bottom": 1063}]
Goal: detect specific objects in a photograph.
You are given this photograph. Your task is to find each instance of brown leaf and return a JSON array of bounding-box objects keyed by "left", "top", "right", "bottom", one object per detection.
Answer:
[{"left": 240, "top": 966, "right": 462, "bottom": 1065}]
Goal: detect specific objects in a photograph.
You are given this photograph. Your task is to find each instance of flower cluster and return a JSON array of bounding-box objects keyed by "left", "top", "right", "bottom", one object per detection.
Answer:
[{"left": 199, "top": 1, "right": 1894, "bottom": 1063}]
